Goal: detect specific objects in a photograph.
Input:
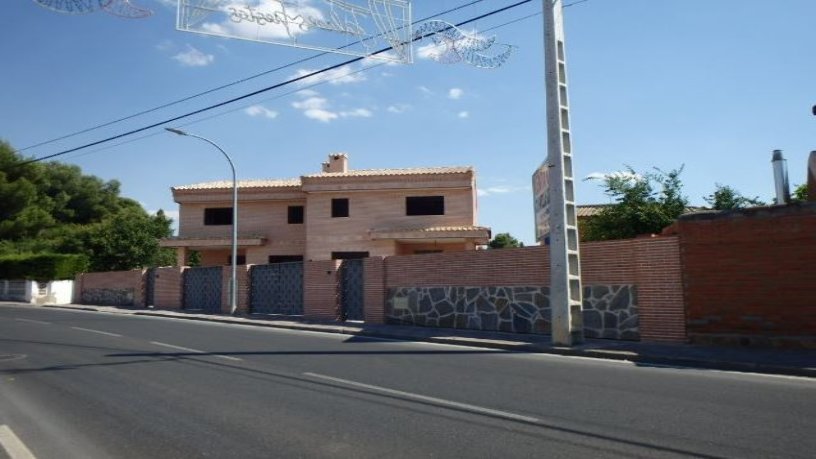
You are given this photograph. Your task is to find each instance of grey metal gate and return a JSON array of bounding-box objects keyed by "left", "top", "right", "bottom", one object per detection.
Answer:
[
  {"left": 249, "top": 262, "right": 303, "bottom": 315},
  {"left": 340, "top": 259, "right": 364, "bottom": 321},
  {"left": 145, "top": 268, "right": 157, "bottom": 307},
  {"left": 183, "top": 266, "right": 222, "bottom": 313}
]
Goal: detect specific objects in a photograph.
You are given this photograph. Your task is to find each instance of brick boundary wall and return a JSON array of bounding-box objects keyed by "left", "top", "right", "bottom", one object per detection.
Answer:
[
  {"left": 304, "top": 260, "right": 342, "bottom": 321},
  {"left": 666, "top": 204, "right": 816, "bottom": 348},
  {"left": 77, "top": 270, "right": 146, "bottom": 307},
  {"left": 377, "top": 237, "right": 686, "bottom": 342}
]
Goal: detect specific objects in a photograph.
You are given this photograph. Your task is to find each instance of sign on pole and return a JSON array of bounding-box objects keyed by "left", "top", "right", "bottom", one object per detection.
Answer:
[
  {"left": 532, "top": 162, "right": 551, "bottom": 244},
  {"left": 177, "top": 0, "right": 413, "bottom": 63}
]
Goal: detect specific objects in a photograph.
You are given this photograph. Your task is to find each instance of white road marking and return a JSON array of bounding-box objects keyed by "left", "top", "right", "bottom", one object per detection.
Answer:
[
  {"left": 13, "top": 318, "right": 50, "bottom": 325},
  {"left": 0, "top": 425, "right": 37, "bottom": 459},
  {"left": 70, "top": 327, "right": 122, "bottom": 338},
  {"left": 149, "top": 341, "right": 243, "bottom": 361},
  {"left": 304, "top": 372, "right": 541, "bottom": 424}
]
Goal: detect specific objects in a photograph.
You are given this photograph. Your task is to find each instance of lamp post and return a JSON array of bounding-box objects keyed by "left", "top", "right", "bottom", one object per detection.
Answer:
[{"left": 165, "top": 127, "right": 238, "bottom": 315}]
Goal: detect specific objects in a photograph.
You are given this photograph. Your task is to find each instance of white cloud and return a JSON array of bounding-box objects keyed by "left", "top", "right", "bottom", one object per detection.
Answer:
[
  {"left": 458, "top": 111, "right": 470, "bottom": 119},
  {"left": 584, "top": 171, "right": 643, "bottom": 182},
  {"left": 478, "top": 186, "right": 530, "bottom": 197},
  {"left": 292, "top": 96, "right": 372, "bottom": 122},
  {"left": 173, "top": 45, "right": 214, "bottom": 67},
  {"left": 245, "top": 105, "right": 279, "bottom": 119},
  {"left": 448, "top": 88, "right": 464, "bottom": 100},
  {"left": 418, "top": 85, "right": 433, "bottom": 95},
  {"left": 296, "top": 89, "right": 320, "bottom": 98},
  {"left": 292, "top": 65, "right": 366, "bottom": 86},
  {"left": 416, "top": 42, "right": 446, "bottom": 60},
  {"left": 387, "top": 104, "right": 411, "bottom": 114},
  {"left": 340, "top": 108, "right": 372, "bottom": 118},
  {"left": 362, "top": 52, "right": 403, "bottom": 67},
  {"left": 292, "top": 97, "right": 336, "bottom": 122},
  {"left": 155, "top": 40, "right": 173, "bottom": 51}
]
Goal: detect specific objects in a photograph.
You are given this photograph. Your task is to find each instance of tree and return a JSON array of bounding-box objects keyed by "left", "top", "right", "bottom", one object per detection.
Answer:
[
  {"left": 791, "top": 183, "right": 808, "bottom": 202},
  {"left": 0, "top": 140, "right": 176, "bottom": 270},
  {"left": 582, "top": 166, "right": 688, "bottom": 241},
  {"left": 704, "top": 184, "right": 764, "bottom": 210},
  {"left": 489, "top": 232, "right": 524, "bottom": 249}
]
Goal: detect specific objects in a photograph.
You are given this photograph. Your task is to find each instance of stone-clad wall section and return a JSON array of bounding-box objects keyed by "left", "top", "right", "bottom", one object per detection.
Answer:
[
  {"left": 387, "top": 284, "right": 639, "bottom": 340},
  {"left": 77, "top": 270, "right": 145, "bottom": 307}
]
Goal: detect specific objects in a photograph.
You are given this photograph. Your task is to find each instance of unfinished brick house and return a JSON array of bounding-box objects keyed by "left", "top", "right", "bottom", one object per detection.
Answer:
[{"left": 160, "top": 154, "right": 491, "bottom": 266}]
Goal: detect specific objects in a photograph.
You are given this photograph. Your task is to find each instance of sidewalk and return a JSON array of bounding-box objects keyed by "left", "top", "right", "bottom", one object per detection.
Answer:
[{"left": 40, "top": 303, "right": 816, "bottom": 378}]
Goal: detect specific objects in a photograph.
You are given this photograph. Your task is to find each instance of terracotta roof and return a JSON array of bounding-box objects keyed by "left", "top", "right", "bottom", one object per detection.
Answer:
[
  {"left": 372, "top": 225, "right": 490, "bottom": 233},
  {"left": 173, "top": 179, "right": 301, "bottom": 191},
  {"left": 302, "top": 166, "right": 472, "bottom": 178},
  {"left": 577, "top": 204, "right": 706, "bottom": 218}
]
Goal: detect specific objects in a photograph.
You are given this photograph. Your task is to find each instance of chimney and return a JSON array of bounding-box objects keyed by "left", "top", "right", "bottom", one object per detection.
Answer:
[
  {"left": 771, "top": 149, "right": 790, "bottom": 205},
  {"left": 809, "top": 151, "right": 816, "bottom": 202},
  {"left": 323, "top": 153, "right": 349, "bottom": 173}
]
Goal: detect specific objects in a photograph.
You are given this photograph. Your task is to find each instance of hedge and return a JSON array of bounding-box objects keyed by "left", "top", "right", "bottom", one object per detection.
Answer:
[{"left": 0, "top": 253, "right": 89, "bottom": 281}]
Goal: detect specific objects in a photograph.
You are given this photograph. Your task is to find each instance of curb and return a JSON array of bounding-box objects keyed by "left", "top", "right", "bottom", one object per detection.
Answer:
[{"left": 41, "top": 305, "right": 815, "bottom": 379}]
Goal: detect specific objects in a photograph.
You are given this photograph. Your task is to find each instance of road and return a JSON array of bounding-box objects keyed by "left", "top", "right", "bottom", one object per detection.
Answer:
[{"left": 0, "top": 304, "right": 813, "bottom": 459}]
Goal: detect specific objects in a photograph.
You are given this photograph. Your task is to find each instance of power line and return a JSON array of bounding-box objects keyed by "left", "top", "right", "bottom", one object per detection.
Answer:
[
  {"left": 60, "top": 6, "right": 549, "bottom": 164},
  {"left": 16, "top": 0, "right": 490, "bottom": 154},
  {"left": 20, "top": 0, "right": 534, "bottom": 166}
]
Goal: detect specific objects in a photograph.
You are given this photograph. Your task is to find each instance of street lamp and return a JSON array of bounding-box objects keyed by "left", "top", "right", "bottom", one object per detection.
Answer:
[{"left": 165, "top": 127, "right": 239, "bottom": 315}]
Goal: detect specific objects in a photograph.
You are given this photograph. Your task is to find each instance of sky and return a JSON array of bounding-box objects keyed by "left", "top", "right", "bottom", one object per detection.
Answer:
[{"left": 1, "top": 0, "right": 814, "bottom": 245}]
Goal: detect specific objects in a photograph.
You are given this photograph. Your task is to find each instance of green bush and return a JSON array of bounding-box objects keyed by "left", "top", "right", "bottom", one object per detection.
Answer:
[{"left": 0, "top": 253, "right": 89, "bottom": 281}]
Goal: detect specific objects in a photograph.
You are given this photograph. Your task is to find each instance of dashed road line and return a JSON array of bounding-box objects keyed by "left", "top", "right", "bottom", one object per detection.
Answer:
[
  {"left": 70, "top": 327, "right": 122, "bottom": 338},
  {"left": 0, "top": 425, "right": 36, "bottom": 459},
  {"left": 149, "top": 341, "right": 243, "bottom": 361},
  {"left": 13, "top": 319, "right": 50, "bottom": 325},
  {"left": 304, "top": 372, "right": 541, "bottom": 424}
]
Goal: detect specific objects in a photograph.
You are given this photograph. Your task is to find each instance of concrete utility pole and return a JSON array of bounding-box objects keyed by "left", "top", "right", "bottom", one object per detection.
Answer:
[{"left": 543, "top": 0, "right": 584, "bottom": 346}]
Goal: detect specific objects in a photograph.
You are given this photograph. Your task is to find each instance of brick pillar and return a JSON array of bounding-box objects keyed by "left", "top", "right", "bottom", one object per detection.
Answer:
[
  {"left": 304, "top": 260, "right": 342, "bottom": 321},
  {"left": 154, "top": 267, "right": 185, "bottom": 309},
  {"left": 221, "top": 265, "right": 250, "bottom": 314},
  {"left": 363, "top": 256, "right": 386, "bottom": 324},
  {"left": 633, "top": 237, "right": 687, "bottom": 343}
]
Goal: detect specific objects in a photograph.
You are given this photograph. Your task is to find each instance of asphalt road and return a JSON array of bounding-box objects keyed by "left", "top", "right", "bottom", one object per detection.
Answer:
[{"left": 0, "top": 304, "right": 813, "bottom": 459}]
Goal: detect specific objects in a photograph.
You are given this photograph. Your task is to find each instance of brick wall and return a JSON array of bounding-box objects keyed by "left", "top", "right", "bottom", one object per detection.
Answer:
[
  {"left": 377, "top": 237, "right": 686, "bottom": 342},
  {"left": 303, "top": 260, "right": 341, "bottom": 321},
  {"left": 668, "top": 204, "right": 816, "bottom": 347},
  {"left": 152, "top": 267, "right": 185, "bottom": 309},
  {"left": 78, "top": 270, "right": 145, "bottom": 307}
]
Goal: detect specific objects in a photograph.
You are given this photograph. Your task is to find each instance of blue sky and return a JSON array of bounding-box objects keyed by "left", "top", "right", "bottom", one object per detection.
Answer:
[{"left": 1, "top": 0, "right": 814, "bottom": 244}]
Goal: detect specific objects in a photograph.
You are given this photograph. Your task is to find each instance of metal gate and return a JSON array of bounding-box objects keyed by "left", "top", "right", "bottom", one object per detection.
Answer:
[
  {"left": 249, "top": 262, "right": 303, "bottom": 315},
  {"left": 183, "top": 266, "right": 222, "bottom": 313},
  {"left": 339, "top": 259, "right": 364, "bottom": 321},
  {"left": 144, "top": 268, "right": 157, "bottom": 307}
]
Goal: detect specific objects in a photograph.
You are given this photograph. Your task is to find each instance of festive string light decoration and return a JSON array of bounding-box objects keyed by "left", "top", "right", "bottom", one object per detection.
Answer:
[
  {"left": 413, "top": 20, "right": 513, "bottom": 69},
  {"left": 32, "top": 0, "right": 152, "bottom": 18}
]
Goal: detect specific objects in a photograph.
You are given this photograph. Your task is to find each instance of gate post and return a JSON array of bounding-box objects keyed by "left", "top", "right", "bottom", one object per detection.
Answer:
[
  {"left": 303, "top": 260, "right": 342, "bottom": 321},
  {"left": 363, "top": 257, "right": 386, "bottom": 324}
]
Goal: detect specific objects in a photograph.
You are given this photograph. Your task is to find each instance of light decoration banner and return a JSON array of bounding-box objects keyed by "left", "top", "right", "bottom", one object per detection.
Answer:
[
  {"left": 31, "top": 0, "right": 153, "bottom": 18},
  {"left": 177, "top": 0, "right": 413, "bottom": 64},
  {"left": 413, "top": 20, "right": 513, "bottom": 69}
]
